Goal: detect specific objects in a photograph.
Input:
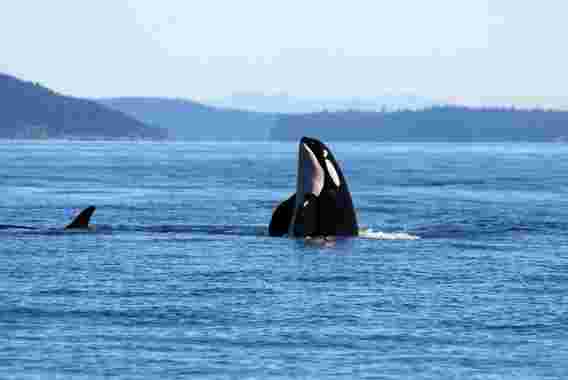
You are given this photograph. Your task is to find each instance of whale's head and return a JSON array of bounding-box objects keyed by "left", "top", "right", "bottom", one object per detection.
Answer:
[
  {"left": 296, "top": 136, "right": 344, "bottom": 198},
  {"left": 290, "top": 137, "right": 352, "bottom": 236},
  {"left": 268, "top": 137, "right": 358, "bottom": 238}
]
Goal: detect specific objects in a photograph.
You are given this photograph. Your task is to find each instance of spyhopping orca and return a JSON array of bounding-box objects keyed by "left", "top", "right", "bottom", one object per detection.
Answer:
[
  {"left": 269, "top": 137, "right": 358, "bottom": 238},
  {"left": 64, "top": 206, "right": 96, "bottom": 230}
]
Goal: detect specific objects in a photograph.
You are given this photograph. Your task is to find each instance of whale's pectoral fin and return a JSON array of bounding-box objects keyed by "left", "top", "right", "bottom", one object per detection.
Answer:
[
  {"left": 65, "top": 206, "right": 96, "bottom": 230},
  {"left": 269, "top": 194, "right": 296, "bottom": 237}
]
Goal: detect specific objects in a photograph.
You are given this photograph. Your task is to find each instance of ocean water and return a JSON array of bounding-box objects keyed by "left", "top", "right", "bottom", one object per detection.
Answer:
[{"left": 0, "top": 141, "right": 567, "bottom": 379}]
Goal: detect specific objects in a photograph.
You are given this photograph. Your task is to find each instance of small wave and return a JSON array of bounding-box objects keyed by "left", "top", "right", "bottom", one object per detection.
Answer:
[
  {"left": 0, "top": 224, "right": 268, "bottom": 238},
  {"left": 136, "top": 224, "right": 267, "bottom": 237},
  {"left": 400, "top": 179, "right": 487, "bottom": 188},
  {"left": 1, "top": 223, "right": 422, "bottom": 241},
  {"left": 0, "top": 224, "right": 36, "bottom": 230},
  {"left": 414, "top": 218, "right": 568, "bottom": 239},
  {"left": 359, "top": 229, "right": 420, "bottom": 240}
]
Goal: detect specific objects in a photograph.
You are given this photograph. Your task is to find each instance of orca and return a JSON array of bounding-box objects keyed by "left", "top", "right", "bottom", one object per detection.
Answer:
[
  {"left": 269, "top": 137, "right": 358, "bottom": 238},
  {"left": 64, "top": 206, "right": 96, "bottom": 230}
]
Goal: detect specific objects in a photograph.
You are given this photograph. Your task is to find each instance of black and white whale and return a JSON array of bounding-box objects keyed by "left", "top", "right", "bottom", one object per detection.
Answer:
[
  {"left": 269, "top": 137, "right": 358, "bottom": 238},
  {"left": 64, "top": 206, "right": 96, "bottom": 230}
]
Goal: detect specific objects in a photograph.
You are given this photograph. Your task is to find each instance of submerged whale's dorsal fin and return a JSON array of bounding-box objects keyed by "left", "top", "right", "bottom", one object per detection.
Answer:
[{"left": 64, "top": 206, "right": 96, "bottom": 229}]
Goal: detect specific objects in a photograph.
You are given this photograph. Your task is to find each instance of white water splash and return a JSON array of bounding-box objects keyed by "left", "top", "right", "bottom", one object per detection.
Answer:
[{"left": 359, "top": 228, "right": 420, "bottom": 240}]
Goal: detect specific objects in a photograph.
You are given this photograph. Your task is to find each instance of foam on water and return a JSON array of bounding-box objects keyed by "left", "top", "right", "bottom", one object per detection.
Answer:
[{"left": 359, "top": 228, "right": 420, "bottom": 240}]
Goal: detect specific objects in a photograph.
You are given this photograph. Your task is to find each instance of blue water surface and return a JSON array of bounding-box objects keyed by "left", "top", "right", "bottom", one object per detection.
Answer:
[{"left": 0, "top": 141, "right": 567, "bottom": 379}]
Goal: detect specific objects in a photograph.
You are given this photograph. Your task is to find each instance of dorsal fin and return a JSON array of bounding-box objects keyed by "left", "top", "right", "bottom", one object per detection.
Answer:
[{"left": 64, "top": 206, "right": 96, "bottom": 229}]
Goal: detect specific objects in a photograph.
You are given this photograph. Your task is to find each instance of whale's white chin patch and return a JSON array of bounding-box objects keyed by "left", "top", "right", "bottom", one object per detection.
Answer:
[
  {"left": 298, "top": 143, "right": 324, "bottom": 197},
  {"left": 290, "top": 143, "right": 325, "bottom": 235}
]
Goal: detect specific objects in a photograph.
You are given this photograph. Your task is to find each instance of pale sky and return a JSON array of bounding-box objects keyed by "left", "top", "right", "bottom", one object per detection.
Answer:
[{"left": 1, "top": 1, "right": 567, "bottom": 108}]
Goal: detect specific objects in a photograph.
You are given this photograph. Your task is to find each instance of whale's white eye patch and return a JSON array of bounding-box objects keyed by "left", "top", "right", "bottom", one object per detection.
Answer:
[
  {"left": 303, "top": 200, "right": 309, "bottom": 207},
  {"left": 325, "top": 159, "right": 341, "bottom": 187},
  {"left": 323, "top": 150, "right": 328, "bottom": 158}
]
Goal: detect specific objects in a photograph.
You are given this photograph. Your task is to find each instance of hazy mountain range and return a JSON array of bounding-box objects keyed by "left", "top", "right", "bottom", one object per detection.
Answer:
[
  {"left": 0, "top": 73, "right": 167, "bottom": 140},
  {"left": 2, "top": 72, "right": 568, "bottom": 142},
  {"left": 272, "top": 108, "right": 568, "bottom": 142},
  {"left": 97, "top": 92, "right": 437, "bottom": 140},
  {"left": 97, "top": 97, "right": 275, "bottom": 140},
  {"left": 208, "top": 92, "right": 437, "bottom": 114}
]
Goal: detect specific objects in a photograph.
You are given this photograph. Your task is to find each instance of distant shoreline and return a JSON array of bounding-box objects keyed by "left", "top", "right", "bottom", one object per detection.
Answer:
[
  {"left": 4, "top": 72, "right": 568, "bottom": 142},
  {"left": 1, "top": 139, "right": 566, "bottom": 145}
]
